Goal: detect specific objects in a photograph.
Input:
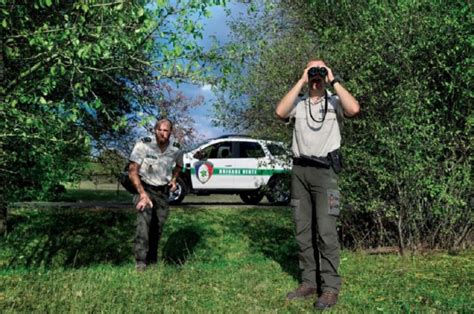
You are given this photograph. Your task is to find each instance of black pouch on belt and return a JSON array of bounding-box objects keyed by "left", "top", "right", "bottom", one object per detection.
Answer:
[{"left": 328, "top": 149, "right": 343, "bottom": 174}]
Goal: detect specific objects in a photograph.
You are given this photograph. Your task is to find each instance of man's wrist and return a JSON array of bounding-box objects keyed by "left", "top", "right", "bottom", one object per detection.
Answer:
[{"left": 330, "top": 78, "right": 341, "bottom": 87}]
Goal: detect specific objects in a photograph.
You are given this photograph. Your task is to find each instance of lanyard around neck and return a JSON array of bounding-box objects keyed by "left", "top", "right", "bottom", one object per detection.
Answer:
[{"left": 307, "top": 89, "right": 328, "bottom": 123}]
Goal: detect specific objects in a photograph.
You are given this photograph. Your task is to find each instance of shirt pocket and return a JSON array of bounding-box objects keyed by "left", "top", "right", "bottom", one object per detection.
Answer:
[{"left": 142, "top": 157, "right": 160, "bottom": 175}]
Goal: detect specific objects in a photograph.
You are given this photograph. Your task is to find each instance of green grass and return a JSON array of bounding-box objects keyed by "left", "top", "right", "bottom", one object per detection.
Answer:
[
  {"left": 1, "top": 205, "right": 472, "bottom": 313},
  {"left": 60, "top": 180, "right": 132, "bottom": 202}
]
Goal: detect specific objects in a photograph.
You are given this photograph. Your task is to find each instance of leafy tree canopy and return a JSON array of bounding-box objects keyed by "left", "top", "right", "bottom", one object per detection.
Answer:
[{"left": 0, "top": 0, "right": 225, "bottom": 209}]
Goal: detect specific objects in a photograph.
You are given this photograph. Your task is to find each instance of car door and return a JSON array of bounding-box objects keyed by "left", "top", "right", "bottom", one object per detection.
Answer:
[
  {"left": 190, "top": 141, "right": 235, "bottom": 190},
  {"left": 231, "top": 141, "right": 268, "bottom": 189}
]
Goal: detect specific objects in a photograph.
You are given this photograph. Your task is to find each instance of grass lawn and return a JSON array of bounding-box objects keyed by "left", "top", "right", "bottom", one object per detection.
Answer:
[
  {"left": 1, "top": 202, "right": 472, "bottom": 312},
  {"left": 61, "top": 181, "right": 132, "bottom": 202}
]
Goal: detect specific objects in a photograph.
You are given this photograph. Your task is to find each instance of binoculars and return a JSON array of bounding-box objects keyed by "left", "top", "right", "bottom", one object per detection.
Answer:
[{"left": 308, "top": 67, "right": 328, "bottom": 79}]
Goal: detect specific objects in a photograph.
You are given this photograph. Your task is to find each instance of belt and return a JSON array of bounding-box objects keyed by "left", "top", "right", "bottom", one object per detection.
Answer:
[
  {"left": 293, "top": 156, "right": 330, "bottom": 168},
  {"left": 142, "top": 182, "right": 168, "bottom": 192}
]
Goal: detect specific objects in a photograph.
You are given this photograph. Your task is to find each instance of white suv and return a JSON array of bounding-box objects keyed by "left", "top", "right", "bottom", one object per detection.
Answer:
[{"left": 169, "top": 135, "right": 291, "bottom": 205}]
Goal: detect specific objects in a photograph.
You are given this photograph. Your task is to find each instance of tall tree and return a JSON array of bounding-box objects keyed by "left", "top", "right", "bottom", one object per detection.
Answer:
[
  {"left": 213, "top": 0, "right": 472, "bottom": 250},
  {"left": 0, "top": 0, "right": 225, "bottom": 234}
]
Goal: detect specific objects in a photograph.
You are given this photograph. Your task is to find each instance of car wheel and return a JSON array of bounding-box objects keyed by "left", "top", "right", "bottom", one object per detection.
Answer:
[
  {"left": 240, "top": 191, "right": 264, "bottom": 205},
  {"left": 266, "top": 175, "right": 290, "bottom": 205},
  {"left": 169, "top": 177, "right": 187, "bottom": 205}
]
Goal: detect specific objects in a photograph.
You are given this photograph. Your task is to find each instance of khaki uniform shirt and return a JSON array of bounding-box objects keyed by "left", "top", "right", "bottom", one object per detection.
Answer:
[
  {"left": 129, "top": 137, "right": 183, "bottom": 186},
  {"left": 289, "top": 91, "right": 344, "bottom": 158}
]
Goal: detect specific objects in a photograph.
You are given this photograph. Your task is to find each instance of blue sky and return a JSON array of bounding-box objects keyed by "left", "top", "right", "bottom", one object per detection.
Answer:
[{"left": 184, "top": 2, "right": 247, "bottom": 139}]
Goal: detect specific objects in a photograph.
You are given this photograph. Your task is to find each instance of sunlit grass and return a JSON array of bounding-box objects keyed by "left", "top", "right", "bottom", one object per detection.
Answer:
[{"left": 1, "top": 205, "right": 472, "bottom": 312}]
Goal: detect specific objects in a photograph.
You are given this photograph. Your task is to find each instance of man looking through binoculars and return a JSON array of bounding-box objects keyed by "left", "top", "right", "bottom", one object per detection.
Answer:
[{"left": 275, "top": 60, "right": 359, "bottom": 310}]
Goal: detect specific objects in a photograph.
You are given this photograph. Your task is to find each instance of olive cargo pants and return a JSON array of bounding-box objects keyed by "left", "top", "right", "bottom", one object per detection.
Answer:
[
  {"left": 134, "top": 187, "right": 169, "bottom": 264},
  {"left": 291, "top": 165, "right": 341, "bottom": 293}
]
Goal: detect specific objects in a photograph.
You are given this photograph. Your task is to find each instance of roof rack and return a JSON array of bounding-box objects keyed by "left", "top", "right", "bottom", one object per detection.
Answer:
[{"left": 214, "top": 134, "right": 253, "bottom": 139}]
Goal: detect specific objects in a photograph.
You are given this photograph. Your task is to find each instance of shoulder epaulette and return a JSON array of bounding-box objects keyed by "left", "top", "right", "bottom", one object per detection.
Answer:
[{"left": 141, "top": 137, "right": 152, "bottom": 143}]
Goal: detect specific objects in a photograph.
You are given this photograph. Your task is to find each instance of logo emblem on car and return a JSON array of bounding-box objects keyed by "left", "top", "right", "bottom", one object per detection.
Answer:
[{"left": 194, "top": 161, "right": 214, "bottom": 184}]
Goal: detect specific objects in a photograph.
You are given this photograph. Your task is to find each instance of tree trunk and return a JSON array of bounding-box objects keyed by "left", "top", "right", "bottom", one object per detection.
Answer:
[
  {"left": 397, "top": 212, "right": 405, "bottom": 256},
  {"left": 454, "top": 222, "right": 472, "bottom": 249},
  {"left": 0, "top": 201, "right": 6, "bottom": 236},
  {"left": 376, "top": 212, "right": 384, "bottom": 247}
]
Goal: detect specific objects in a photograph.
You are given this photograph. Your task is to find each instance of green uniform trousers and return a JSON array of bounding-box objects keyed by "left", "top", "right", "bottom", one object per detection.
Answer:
[
  {"left": 291, "top": 165, "right": 341, "bottom": 293},
  {"left": 134, "top": 187, "right": 169, "bottom": 264}
]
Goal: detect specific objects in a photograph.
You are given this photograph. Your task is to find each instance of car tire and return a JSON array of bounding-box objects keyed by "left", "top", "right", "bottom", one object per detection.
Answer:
[
  {"left": 266, "top": 175, "right": 290, "bottom": 205},
  {"left": 240, "top": 191, "right": 264, "bottom": 205},
  {"left": 169, "top": 177, "right": 187, "bottom": 205}
]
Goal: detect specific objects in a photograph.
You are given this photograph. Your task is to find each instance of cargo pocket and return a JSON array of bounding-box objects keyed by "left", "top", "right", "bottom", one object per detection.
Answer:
[{"left": 327, "top": 189, "right": 340, "bottom": 216}]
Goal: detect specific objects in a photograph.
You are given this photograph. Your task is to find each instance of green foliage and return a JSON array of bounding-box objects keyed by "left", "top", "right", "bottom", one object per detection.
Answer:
[
  {"left": 0, "top": 0, "right": 227, "bottom": 231},
  {"left": 1, "top": 0, "right": 153, "bottom": 205},
  {"left": 304, "top": 0, "right": 472, "bottom": 250},
  {"left": 1, "top": 206, "right": 472, "bottom": 312},
  {"left": 212, "top": 0, "right": 472, "bottom": 249},
  {"left": 90, "top": 149, "right": 127, "bottom": 181}
]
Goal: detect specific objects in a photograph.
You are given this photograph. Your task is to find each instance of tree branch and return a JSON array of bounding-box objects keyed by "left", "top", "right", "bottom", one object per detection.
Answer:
[{"left": 6, "top": 53, "right": 59, "bottom": 91}]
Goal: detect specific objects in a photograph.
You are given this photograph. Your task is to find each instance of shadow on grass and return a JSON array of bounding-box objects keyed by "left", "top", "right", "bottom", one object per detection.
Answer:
[
  {"left": 3, "top": 209, "right": 205, "bottom": 269},
  {"left": 3, "top": 206, "right": 299, "bottom": 279},
  {"left": 3, "top": 209, "right": 135, "bottom": 268},
  {"left": 162, "top": 226, "right": 202, "bottom": 265},
  {"left": 228, "top": 208, "right": 300, "bottom": 282}
]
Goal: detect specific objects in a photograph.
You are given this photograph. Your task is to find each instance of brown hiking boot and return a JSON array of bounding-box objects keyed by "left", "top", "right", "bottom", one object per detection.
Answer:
[
  {"left": 286, "top": 283, "right": 317, "bottom": 300},
  {"left": 314, "top": 291, "right": 338, "bottom": 310}
]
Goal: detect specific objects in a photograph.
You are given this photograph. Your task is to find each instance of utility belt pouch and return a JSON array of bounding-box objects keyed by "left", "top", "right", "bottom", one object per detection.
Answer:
[{"left": 328, "top": 149, "right": 343, "bottom": 174}]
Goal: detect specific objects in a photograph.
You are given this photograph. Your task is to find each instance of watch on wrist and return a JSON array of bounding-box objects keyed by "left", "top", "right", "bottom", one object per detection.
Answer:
[{"left": 330, "top": 78, "right": 341, "bottom": 87}]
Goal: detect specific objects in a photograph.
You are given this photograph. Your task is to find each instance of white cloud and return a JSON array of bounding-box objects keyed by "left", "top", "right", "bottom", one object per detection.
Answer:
[
  {"left": 201, "top": 84, "right": 212, "bottom": 92},
  {"left": 193, "top": 112, "right": 224, "bottom": 139}
]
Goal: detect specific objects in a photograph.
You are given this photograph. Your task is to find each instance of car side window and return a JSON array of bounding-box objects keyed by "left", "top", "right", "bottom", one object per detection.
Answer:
[
  {"left": 204, "top": 142, "right": 233, "bottom": 159},
  {"left": 238, "top": 142, "right": 265, "bottom": 158}
]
